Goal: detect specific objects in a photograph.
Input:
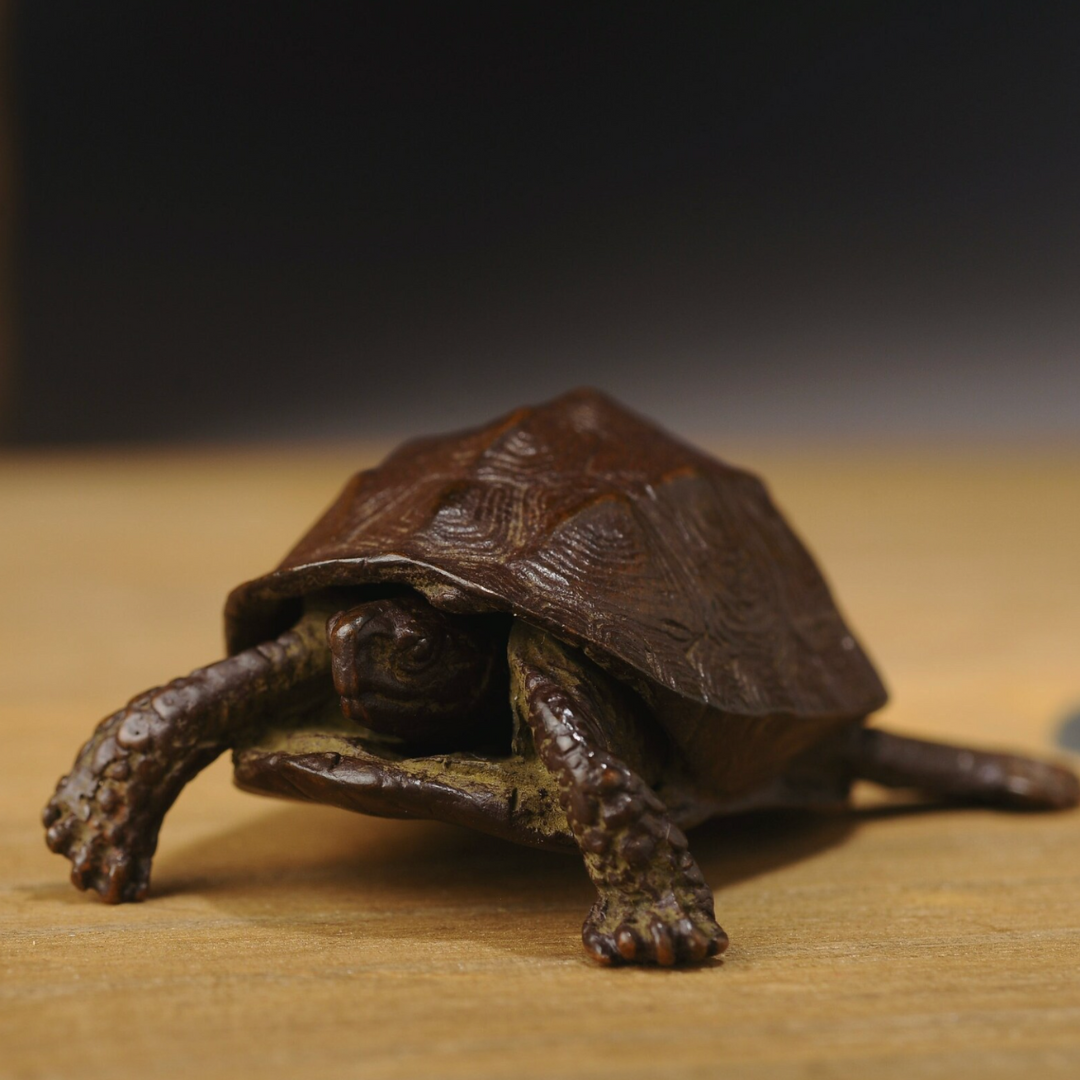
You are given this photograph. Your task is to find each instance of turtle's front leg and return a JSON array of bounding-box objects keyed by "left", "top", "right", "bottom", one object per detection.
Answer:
[
  {"left": 43, "top": 610, "right": 331, "bottom": 903},
  {"left": 509, "top": 623, "right": 727, "bottom": 966}
]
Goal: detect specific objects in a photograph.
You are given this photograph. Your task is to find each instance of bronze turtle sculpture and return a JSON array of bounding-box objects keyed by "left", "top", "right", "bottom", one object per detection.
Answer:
[{"left": 44, "top": 388, "right": 1079, "bottom": 965}]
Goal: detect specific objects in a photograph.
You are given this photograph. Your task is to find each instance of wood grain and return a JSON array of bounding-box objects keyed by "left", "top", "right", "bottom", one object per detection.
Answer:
[{"left": 2, "top": 442, "right": 1079, "bottom": 1079}]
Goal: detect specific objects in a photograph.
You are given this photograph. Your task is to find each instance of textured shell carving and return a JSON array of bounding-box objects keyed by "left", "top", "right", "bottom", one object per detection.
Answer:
[{"left": 226, "top": 389, "right": 885, "bottom": 721}]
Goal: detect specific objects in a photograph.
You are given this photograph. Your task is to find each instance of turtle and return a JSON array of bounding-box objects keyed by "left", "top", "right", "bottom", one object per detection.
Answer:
[{"left": 43, "top": 388, "right": 1079, "bottom": 966}]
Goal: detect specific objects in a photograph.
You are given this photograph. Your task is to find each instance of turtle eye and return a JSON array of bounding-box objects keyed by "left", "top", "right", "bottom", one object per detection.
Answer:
[{"left": 400, "top": 633, "right": 437, "bottom": 668}]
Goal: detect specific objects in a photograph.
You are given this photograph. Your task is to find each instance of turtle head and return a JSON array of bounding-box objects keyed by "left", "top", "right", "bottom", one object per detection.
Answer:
[{"left": 327, "top": 594, "right": 507, "bottom": 751}]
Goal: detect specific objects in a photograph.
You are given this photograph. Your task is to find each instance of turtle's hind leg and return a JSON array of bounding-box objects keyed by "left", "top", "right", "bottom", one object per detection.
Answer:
[
  {"left": 43, "top": 610, "right": 331, "bottom": 902},
  {"left": 844, "top": 727, "right": 1079, "bottom": 810},
  {"left": 509, "top": 623, "right": 727, "bottom": 966}
]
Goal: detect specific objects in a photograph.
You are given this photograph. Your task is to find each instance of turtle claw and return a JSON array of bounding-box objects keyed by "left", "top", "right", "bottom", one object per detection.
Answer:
[
  {"left": 51, "top": 802, "right": 153, "bottom": 904},
  {"left": 44, "top": 811, "right": 77, "bottom": 853},
  {"left": 582, "top": 894, "right": 728, "bottom": 966},
  {"left": 69, "top": 843, "right": 105, "bottom": 895},
  {"left": 42, "top": 794, "right": 63, "bottom": 829},
  {"left": 79, "top": 850, "right": 150, "bottom": 905},
  {"left": 43, "top": 742, "right": 157, "bottom": 905}
]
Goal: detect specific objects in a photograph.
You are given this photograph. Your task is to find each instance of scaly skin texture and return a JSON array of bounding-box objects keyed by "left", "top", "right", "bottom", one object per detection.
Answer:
[
  {"left": 43, "top": 611, "right": 331, "bottom": 903},
  {"left": 509, "top": 623, "right": 727, "bottom": 966}
]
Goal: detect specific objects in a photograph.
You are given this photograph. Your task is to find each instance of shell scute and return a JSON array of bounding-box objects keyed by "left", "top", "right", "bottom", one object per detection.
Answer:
[{"left": 225, "top": 389, "right": 886, "bottom": 722}]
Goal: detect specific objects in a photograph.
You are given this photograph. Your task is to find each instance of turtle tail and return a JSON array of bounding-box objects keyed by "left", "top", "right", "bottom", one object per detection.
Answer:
[{"left": 846, "top": 727, "right": 1080, "bottom": 811}]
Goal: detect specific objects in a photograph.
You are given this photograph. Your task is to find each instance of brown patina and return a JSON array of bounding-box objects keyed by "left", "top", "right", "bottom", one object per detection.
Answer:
[{"left": 44, "top": 389, "right": 1079, "bottom": 965}]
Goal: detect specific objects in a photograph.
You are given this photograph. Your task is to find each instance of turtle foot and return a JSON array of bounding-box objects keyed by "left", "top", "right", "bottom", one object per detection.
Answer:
[
  {"left": 571, "top": 761, "right": 728, "bottom": 965},
  {"left": 44, "top": 773, "right": 156, "bottom": 904},
  {"left": 582, "top": 891, "right": 727, "bottom": 966},
  {"left": 42, "top": 712, "right": 160, "bottom": 904}
]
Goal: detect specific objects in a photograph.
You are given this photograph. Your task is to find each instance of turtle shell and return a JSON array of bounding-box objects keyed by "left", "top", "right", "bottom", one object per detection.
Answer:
[{"left": 226, "top": 389, "right": 886, "bottom": 781}]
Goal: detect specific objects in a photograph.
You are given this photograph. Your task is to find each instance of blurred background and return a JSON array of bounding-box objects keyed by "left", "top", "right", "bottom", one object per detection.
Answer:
[{"left": 2, "top": 1, "right": 1078, "bottom": 446}]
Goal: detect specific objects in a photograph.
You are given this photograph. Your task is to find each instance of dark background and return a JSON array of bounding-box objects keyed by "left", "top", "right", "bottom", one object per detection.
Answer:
[{"left": 7, "top": 2, "right": 1080, "bottom": 445}]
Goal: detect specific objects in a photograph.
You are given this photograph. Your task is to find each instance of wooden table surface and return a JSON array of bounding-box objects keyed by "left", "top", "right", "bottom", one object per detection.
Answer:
[{"left": 2, "top": 442, "right": 1078, "bottom": 1080}]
